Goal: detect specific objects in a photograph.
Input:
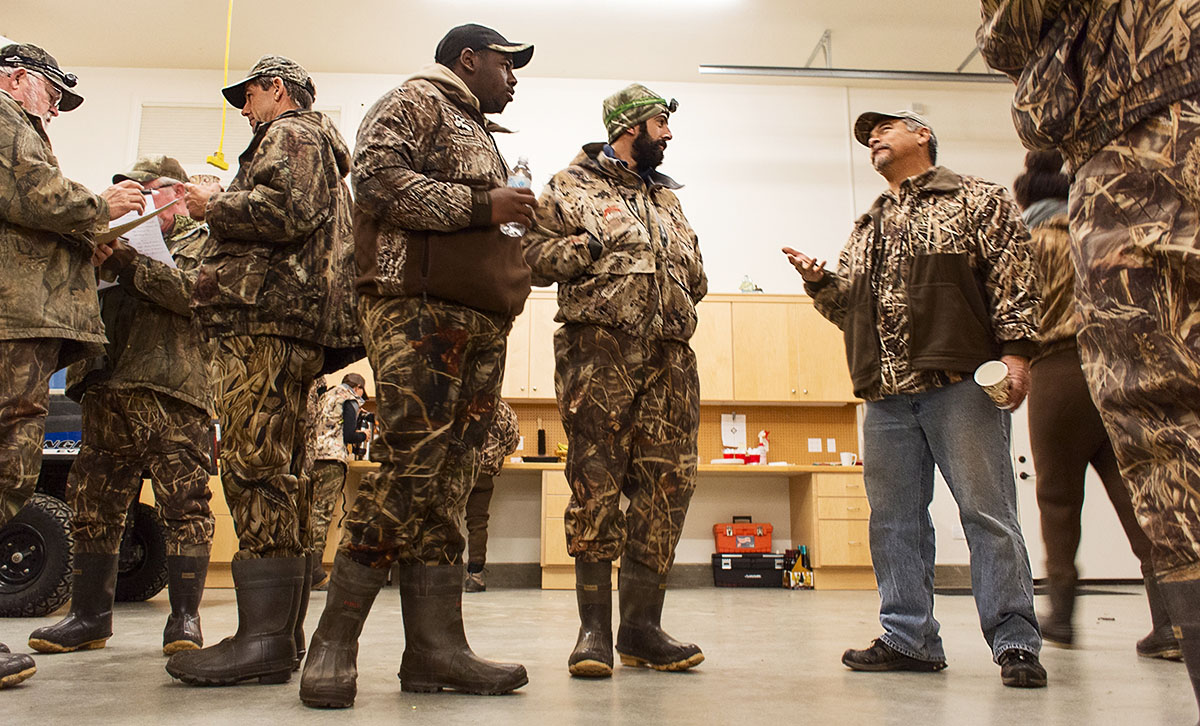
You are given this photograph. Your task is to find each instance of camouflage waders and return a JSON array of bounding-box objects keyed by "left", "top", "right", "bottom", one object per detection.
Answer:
[
  {"left": 555, "top": 324, "right": 700, "bottom": 574},
  {"left": 69, "top": 386, "right": 214, "bottom": 555},
  {"left": 213, "top": 334, "right": 324, "bottom": 560},
  {"left": 1069, "top": 97, "right": 1200, "bottom": 582},
  {"left": 339, "top": 295, "right": 507, "bottom": 568},
  {"left": 0, "top": 338, "right": 61, "bottom": 525},
  {"left": 309, "top": 459, "right": 346, "bottom": 558}
]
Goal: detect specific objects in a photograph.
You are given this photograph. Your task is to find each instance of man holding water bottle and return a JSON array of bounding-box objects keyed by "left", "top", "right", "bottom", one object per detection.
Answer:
[{"left": 300, "top": 24, "right": 535, "bottom": 708}]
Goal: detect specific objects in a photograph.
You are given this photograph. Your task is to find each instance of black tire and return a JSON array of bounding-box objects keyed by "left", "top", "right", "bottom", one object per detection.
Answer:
[
  {"left": 115, "top": 502, "right": 168, "bottom": 602},
  {"left": 0, "top": 493, "right": 73, "bottom": 617}
]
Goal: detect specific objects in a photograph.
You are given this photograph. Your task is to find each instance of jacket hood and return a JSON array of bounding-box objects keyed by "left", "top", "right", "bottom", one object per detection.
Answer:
[
  {"left": 406, "top": 63, "right": 514, "bottom": 133},
  {"left": 242, "top": 109, "right": 351, "bottom": 177},
  {"left": 573, "top": 141, "right": 683, "bottom": 190}
]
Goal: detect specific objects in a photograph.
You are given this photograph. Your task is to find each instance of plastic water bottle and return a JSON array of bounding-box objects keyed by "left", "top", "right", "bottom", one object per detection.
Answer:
[{"left": 500, "top": 157, "right": 531, "bottom": 237}]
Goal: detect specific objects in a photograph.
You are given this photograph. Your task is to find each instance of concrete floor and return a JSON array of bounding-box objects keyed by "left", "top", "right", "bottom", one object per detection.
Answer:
[{"left": 0, "top": 585, "right": 1193, "bottom": 725}]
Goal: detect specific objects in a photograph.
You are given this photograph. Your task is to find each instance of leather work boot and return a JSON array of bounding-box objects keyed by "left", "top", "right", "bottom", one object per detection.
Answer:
[
  {"left": 28, "top": 553, "right": 119, "bottom": 653},
  {"left": 163, "top": 555, "right": 209, "bottom": 655},
  {"left": 568, "top": 560, "right": 613, "bottom": 678},
  {"left": 1159, "top": 579, "right": 1200, "bottom": 721},
  {"left": 299, "top": 554, "right": 389, "bottom": 709},
  {"left": 396, "top": 562, "right": 527, "bottom": 695},
  {"left": 842, "top": 639, "right": 947, "bottom": 672},
  {"left": 1040, "top": 577, "right": 1076, "bottom": 648},
  {"left": 615, "top": 561, "right": 704, "bottom": 672},
  {"left": 294, "top": 552, "right": 316, "bottom": 670},
  {"left": 0, "top": 644, "right": 35, "bottom": 689},
  {"left": 165, "top": 556, "right": 304, "bottom": 686},
  {"left": 1138, "top": 570, "right": 1183, "bottom": 660}
]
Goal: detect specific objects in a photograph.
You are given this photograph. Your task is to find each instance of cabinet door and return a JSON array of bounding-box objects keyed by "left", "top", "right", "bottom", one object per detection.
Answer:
[
  {"left": 790, "top": 303, "right": 856, "bottom": 402},
  {"left": 527, "top": 297, "right": 559, "bottom": 399},
  {"left": 692, "top": 300, "right": 733, "bottom": 401},
  {"left": 501, "top": 305, "right": 532, "bottom": 398},
  {"left": 731, "top": 302, "right": 797, "bottom": 401}
]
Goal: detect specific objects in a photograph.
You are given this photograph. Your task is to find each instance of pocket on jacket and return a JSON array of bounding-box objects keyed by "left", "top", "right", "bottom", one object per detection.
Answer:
[
  {"left": 194, "top": 250, "right": 268, "bottom": 308},
  {"left": 907, "top": 253, "right": 996, "bottom": 370},
  {"left": 590, "top": 210, "right": 654, "bottom": 275}
]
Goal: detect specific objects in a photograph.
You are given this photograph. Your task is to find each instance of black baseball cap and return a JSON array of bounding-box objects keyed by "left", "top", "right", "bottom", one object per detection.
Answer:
[
  {"left": 435, "top": 24, "right": 533, "bottom": 69},
  {"left": 0, "top": 43, "right": 83, "bottom": 112}
]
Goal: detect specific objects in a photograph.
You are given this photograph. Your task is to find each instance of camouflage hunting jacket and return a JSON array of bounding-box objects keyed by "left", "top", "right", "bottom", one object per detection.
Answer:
[
  {"left": 978, "top": 0, "right": 1200, "bottom": 169},
  {"left": 353, "top": 64, "right": 531, "bottom": 319},
  {"left": 478, "top": 399, "right": 519, "bottom": 477},
  {"left": 65, "top": 218, "right": 216, "bottom": 413},
  {"left": 0, "top": 89, "right": 108, "bottom": 368},
  {"left": 523, "top": 144, "right": 707, "bottom": 342},
  {"left": 192, "top": 109, "right": 362, "bottom": 373},
  {"left": 1023, "top": 199, "right": 1079, "bottom": 359},
  {"left": 311, "top": 382, "right": 363, "bottom": 463},
  {"left": 805, "top": 166, "right": 1039, "bottom": 401}
]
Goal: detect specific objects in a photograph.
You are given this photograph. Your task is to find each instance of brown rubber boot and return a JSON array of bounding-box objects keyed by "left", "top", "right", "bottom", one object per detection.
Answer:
[
  {"left": 165, "top": 556, "right": 304, "bottom": 686},
  {"left": 615, "top": 561, "right": 704, "bottom": 672},
  {"left": 568, "top": 560, "right": 613, "bottom": 678},
  {"left": 28, "top": 553, "right": 119, "bottom": 653},
  {"left": 299, "top": 554, "right": 389, "bottom": 708},
  {"left": 1137, "top": 569, "right": 1182, "bottom": 660},
  {"left": 1040, "top": 577, "right": 1076, "bottom": 648},
  {"left": 1159, "top": 579, "right": 1200, "bottom": 722},
  {"left": 163, "top": 555, "right": 209, "bottom": 655},
  {"left": 0, "top": 644, "right": 35, "bottom": 689},
  {"left": 396, "top": 562, "right": 527, "bottom": 695}
]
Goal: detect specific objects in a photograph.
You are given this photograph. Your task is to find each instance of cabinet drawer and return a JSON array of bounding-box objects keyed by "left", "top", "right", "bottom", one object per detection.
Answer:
[
  {"left": 816, "top": 476, "right": 866, "bottom": 498},
  {"left": 542, "top": 471, "right": 571, "bottom": 497},
  {"left": 816, "top": 520, "right": 871, "bottom": 567},
  {"left": 543, "top": 493, "right": 571, "bottom": 517},
  {"left": 817, "top": 497, "right": 870, "bottom": 520},
  {"left": 542, "top": 517, "right": 570, "bottom": 566}
]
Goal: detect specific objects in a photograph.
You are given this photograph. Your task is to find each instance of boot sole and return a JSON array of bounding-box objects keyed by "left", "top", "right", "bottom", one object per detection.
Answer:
[
  {"left": 28, "top": 637, "right": 109, "bottom": 654},
  {"left": 399, "top": 672, "right": 528, "bottom": 695},
  {"left": 842, "top": 657, "right": 947, "bottom": 673},
  {"left": 1136, "top": 646, "right": 1183, "bottom": 661},
  {"left": 165, "top": 663, "right": 292, "bottom": 686},
  {"left": 1002, "top": 671, "right": 1048, "bottom": 688},
  {"left": 0, "top": 666, "right": 36, "bottom": 689},
  {"left": 163, "top": 640, "right": 202, "bottom": 656},
  {"left": 568, "top": 659, "right": 613, "bottom": 678},
  {"left": 617, "top": 651, "right": 705, "bottom": 672},
  {"left": 299, "top": 688, "right": 355, "bottom": 709}
]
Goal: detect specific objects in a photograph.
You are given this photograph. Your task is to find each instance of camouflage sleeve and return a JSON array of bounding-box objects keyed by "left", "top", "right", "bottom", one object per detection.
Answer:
[
  {"left": 205, "top": 121, "right": 333, "bottom": 244},
  {"left": 973, "top": 184, "right": 1040, "bottom": 354},
  {"left": 977, "top": 0, "right": 1064, "bottom": 78},
  {"left": 478, "top": 400, "right": 520, "bottom": 476},
  {"left": 804, "top": 242, "right": 854, "bottom": 329},
  {"left": 117, "top": 254, "right": 197, "bottom": 317},
  {"left": 677, "top": 201, "right": 707, "bottom": 304},
  {"left": 523, "top": 170, "right": 601, "bottom": 287},
  {"left": 0, "top": 100, "right": 107, "bottom": 239},
  {"left": 352, "top": 89, "right": 488, "bottom": 232}
]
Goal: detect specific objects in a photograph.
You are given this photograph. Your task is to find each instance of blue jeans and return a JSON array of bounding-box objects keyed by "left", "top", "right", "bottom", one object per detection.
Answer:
[{"left": 862, "top": 380, "right": 1040, "bottom": 662}]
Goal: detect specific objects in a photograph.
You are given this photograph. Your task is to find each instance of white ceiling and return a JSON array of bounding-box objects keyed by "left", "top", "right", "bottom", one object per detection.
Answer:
[{"left": 4, "top": 0, "right": 992, "bottom": 81}]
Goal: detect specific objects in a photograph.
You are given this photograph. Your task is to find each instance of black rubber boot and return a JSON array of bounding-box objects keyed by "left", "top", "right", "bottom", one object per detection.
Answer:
[
  {"left": 0, "top": 644, "right": 35, "bottom": 689},
  {"left": 396, "top": 562, "right": 527, "bottom": 695},
  {"left": 294, "top": 552, "right": 315, "bottom": 670},
  {"left": 1159, "top": 579, "right": 1200, "bottom": 723},
  {"left": 1137, "top": 569, "right": 1182, "bottom": 660},
  {"left": 165, "top": 556, "right": 304, "bottom": 686},
  {"left": 568, "top": 560, "right": 613, "bottom": 678},
  {"left": 299, "top": 554, "right": 388, "bottom": 709},
  {"left": 28, "top": 553, "right": 119, "bottom": 653},
  {"left": 1040, "top": 577, "right": 1076, "bottom": 648},
  {"left": 615, "top": 561, "right": 704, "bottom": 672},
  {"left": 163, "top": 555, "right": 209, "bottom": 655}
]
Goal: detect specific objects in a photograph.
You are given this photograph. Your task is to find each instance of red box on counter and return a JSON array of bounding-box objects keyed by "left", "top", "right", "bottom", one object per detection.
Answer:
[{"left": 713, "top": 516, "right": 773, "bottom": 553}]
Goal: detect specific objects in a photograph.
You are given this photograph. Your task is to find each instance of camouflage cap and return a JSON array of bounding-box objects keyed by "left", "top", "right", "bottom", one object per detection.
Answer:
[
  {"left": 221, "top": 55, "right": 316, "bottom": 108},
  {"left": 435, "top": 24, "right": 533, "bottom": 70},
  {"left": 0, "top": 43, "right": 83, "bottom": 112},
  {"left": 112, "top": 155, "right": 188, "bottom": 185},
  {"left": 853, "top": 109, "right": 936, "bottom": 147},
  {"left": 602, "top": 83, "right": 677, "bottom": 143}
]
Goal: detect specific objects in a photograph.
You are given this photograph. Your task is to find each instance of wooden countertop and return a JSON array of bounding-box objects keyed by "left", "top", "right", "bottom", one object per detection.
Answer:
[{"left": 348, "top": 460, "right": 861, "bottom": 475}]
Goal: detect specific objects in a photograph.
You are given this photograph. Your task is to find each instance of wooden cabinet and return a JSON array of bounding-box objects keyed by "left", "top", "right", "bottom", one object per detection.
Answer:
[
  {"left": 790, "top": 471, "right": 875, "bottom": 589},
  {"left": 692, "top": 300, "right": 734, "bottom": 401},
  {"left": 502, "top": 296, "right": 558, "bottom": 400},
  {"left": 731, "top": 299, "right": 856, "bottom": 403}
]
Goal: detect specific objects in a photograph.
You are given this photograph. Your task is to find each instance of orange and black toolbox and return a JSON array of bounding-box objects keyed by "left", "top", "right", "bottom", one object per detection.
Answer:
[{"left": 713, "top": 515, "right": 773, "bottom": 553}]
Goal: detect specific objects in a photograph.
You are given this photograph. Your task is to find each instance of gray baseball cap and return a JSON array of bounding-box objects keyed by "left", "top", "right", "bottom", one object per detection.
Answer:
[
  {"left": 222, "top": 55, "right": 315, "bottom": 108},
  {"left": 853, "top": 109, "right": 935, "bottom": 147}
]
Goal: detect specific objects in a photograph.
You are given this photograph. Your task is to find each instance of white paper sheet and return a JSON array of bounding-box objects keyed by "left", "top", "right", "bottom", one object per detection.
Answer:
[
  {"left": 99, "top": 196, "right": 177, "bottom": 290},
  {"left": 721, "top": 413, "right": 746, "bottom": 449}
]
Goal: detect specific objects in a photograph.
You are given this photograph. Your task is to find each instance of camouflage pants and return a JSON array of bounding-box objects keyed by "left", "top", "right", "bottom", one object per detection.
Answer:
[
  {"left": 0, "top": 338, "right": 60, "bottom": 526},
  {"left": 213, "top": 335, "right": 324, "bottom": 560},
  {"left": 340, "top": 295, "right": 508, "bottom": 568},
  {"left": 309, "top": 459, "right": 346, "bottom": 558},
  {"left": 555, "top": 324, "right": 700, "bottom": 574},
  {"left": 1070, "top": 97, "right": 1200, "bottom": 581},
  {"left": 69, "top": 386, "right": 214, "bottom": 556}
]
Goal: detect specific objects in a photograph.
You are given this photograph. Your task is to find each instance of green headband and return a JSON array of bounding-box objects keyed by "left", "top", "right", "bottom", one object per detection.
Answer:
[{"left": 603, "top": 96, "right": 678, "bottom": 125}]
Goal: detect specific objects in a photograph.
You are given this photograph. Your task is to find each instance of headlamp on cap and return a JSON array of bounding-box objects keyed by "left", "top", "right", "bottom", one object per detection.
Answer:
[
  {"left": 604, "top": 96, "right": 678, "bottom": 126},
  {"left": 2, "top": 53, "right": 77, "bottom": 88}
]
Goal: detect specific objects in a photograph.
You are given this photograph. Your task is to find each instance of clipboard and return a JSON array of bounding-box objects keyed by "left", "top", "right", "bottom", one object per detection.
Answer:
[{"left": 96, "top": 200, "right": 177, "bottom": 244}]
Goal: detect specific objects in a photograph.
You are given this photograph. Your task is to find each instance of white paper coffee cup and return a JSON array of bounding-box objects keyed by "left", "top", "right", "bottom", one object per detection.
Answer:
[{"left": 974, "top": 360, "right": 1011, "bottom": 408}]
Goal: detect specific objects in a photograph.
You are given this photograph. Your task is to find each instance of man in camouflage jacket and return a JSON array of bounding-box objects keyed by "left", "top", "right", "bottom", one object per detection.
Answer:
[
  {"left": 523, "top": 83, "right": 706, "bottom": 678},
  {"left": 0, "top": 42, "right": 147, "bottom": 690},
  {"left": 301, "top": 25, "right": 535, "bottom": 708},
  {"left": 979, "top": 1, "right": 1200, "bottom": 710},
  {"left": 28, "top": 156, "right": 216, "bottom": 661},
  {"left": 167, "top": 55, "right": 361, "bottom": 688},
  {"left": 784, "top": 111, "right": 1046, "bottom": 688}
]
